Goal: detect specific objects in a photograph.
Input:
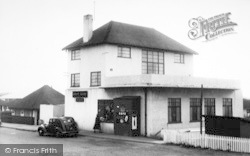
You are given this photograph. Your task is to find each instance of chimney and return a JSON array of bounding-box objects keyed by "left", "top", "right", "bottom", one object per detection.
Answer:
[{"left": 83, "top": 14, "right": 93, "bottom": 43}]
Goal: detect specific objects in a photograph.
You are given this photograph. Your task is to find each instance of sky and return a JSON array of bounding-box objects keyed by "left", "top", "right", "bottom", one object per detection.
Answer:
[{"left": 0, "top": 0, "right": 250, "bottom": 98}]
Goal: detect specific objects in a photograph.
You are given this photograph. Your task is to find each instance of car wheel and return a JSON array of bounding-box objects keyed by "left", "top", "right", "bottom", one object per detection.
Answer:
[
  {"left": 55, "top": 131, "right": 61, "bottom": 138},
  {"left": 38, "top": 129, "right": 44, "bottom": 136}
]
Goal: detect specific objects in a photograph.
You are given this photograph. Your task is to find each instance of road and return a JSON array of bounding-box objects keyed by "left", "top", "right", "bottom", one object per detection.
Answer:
[{"left": 0, "top": 127, "right": 249, "bottom": 156}]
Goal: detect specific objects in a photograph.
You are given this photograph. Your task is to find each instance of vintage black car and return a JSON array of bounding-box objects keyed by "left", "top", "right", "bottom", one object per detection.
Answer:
[{"left": 38, "top": 117, "right": 78, "bottom": 137}]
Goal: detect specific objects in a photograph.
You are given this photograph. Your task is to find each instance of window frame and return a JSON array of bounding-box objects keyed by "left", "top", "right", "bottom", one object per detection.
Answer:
[
  {"left": 190, "top": 98, "right": 201, "bottom": 122},
  {"left": 168, "top": 98, "right": 181, "bottom": 123},
  {"left": 223, "top": 98, "right": 233, "bottom": 117},
  {"left": 71, "top": 73, "right": 80, "bottom": 87},
  {"left": 204, "top": 98, "right": 215, "bottom": 116},
  {"left": 90, "top": 71, "right": 101, "bottom": 87},
  {"left": 71, "top": 50, "right": 81, "bottom": 60},
  {"left": 117, "top": 46, "right": 131, "bottom": 58},
  {"left": 174, "top": 53, "right": 185, "bottom": 64},
  {"left": 142, "top": 50, "right": 164, "bottom": 74}
]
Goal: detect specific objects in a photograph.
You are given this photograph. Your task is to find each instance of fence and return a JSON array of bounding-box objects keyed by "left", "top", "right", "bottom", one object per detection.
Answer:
[{"left": 161, "top": 129, "right": 250, "bottom": 153}]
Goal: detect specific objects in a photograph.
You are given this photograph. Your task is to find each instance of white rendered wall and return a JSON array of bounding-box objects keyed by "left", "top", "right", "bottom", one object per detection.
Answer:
[
  {"left": 104, "top": 45, "right": 194, "bottom": 77},
  {"left": 164, "top": 52, "right": 193, "bottom": 76},
  {"left": 65, "top": 88, "right": 145, "bottom": 134},
  {"left": 65, "top": 88, "right": 106, "bottom": 131},
  {"left": 66, "top": 44, "right": 194, "bottom": 88},
  {"left": 53, "top": 104, "right": 65, "bottom": 117},
  {"left": 104, "top": 46, "right": 142, "bottom": 77},
  {"left": 147, "top": 88, "right": 243, "bottom": 137},
  {"left": 40, "top": 105, "right": 53, "bottom": 124},
  {"left": 65, "top": 87, "right": 242, "bottom": 137}
]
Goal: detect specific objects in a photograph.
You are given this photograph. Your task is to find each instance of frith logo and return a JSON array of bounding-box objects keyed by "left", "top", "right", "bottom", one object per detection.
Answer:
[{"left": 188, "top": 12, "right": 237, "bottom": 41}]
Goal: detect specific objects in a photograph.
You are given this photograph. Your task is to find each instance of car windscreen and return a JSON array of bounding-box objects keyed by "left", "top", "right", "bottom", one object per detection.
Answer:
[{"left": 62, "top": 118, "right": 73, "bottom": 124}]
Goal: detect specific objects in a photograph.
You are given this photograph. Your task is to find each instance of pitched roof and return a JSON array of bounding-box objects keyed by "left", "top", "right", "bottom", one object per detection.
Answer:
[
  {"left": 5, "top": 85, "right": 64, "bottom": 110},
  {"left": 63, "top": 21, "right": 198, "bottom": 54}
]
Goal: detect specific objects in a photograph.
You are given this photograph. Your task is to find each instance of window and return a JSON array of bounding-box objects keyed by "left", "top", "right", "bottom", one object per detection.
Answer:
[
  {"left": 71, "top": 73, "right": 80, "bottom": 87},
  {"left": 71, "top": 50, "right": 81, "bottom": 60},
  {"left": 142, "top": 50, "right": 164, "bottom": 74},
  {"left": 118, "top": 47, "right": 131, "bottom": 58},
  {"left": 168, "top": 98, "right": 181, "bottom": 123},
  {"left": 190, "top": 98, "right": 201, "bottom": 122},
  {"left": 204, "top": 98, "right": 215, "bottom": 116},
  {"left": 174, "top": 53, "right": 184, "bottom": 63},
  {"left": 90, "top": 72, "right": 101, "bottom": 87},
  {"left": 98, "top": 100, "right": 114, "bottom": 123},
  {"left": 223, "top": 98, "right": 232, "bottom": 117}
]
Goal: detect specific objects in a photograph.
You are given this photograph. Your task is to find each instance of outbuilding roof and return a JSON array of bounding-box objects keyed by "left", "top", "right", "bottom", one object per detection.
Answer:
[
  {"left": 63, "top": 21, "right": 198, "bottom": 54},
  {"left": 4, "top": 85, "right": 64, "bottom": 110}
]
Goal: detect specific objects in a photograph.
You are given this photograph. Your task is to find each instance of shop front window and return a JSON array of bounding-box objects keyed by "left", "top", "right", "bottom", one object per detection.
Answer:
[{"left": 98, "top": 100, "right": 114, "bottom": 123}]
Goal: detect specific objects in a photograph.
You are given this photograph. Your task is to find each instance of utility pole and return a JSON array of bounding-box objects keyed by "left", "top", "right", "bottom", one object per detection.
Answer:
[{"left": 200, "top": 84, "right": 203, "bottom": 135}]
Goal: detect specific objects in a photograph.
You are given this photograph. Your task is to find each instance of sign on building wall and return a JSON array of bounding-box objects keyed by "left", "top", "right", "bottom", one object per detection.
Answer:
[
  {"left": 76, "top": 97, "right": 85, "bottom": 102},
  {"left": 72, "top": 91, "right": 88, "bottom": 102},
  {"left": 72, "top": 91, "right": 88, "bottom": 98}
]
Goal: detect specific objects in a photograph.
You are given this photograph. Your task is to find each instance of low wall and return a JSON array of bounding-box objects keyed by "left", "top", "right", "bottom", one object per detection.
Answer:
[
  {"left": 11, "top": 116, "right": 34, "bottom": 125},
  {"left": 1, "top": 112, "right": 34, "bottom": 125}
]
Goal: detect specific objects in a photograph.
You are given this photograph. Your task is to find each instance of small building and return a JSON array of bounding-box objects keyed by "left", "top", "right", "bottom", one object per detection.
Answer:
[
  {"left": 2, "top": 85, "right": 64, "bottom": 125},
  {"left": 0, "top": 94, "right": 22, "bottom": 112},
  {"left": 62, "top": 15, "right": 243, "bottom": 138}
]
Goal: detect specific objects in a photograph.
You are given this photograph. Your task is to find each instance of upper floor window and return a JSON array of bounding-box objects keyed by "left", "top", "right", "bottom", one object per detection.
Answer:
[
  {"left": 204, "top": 98, "right": 215, "bottom": 116},
  {"left": 118, "top": 47, "right": 131, "bottom": 58},
  {"left": 90, "top": 71, "right": 101, "bottom": 87},
  {"left": 223, "top": 98, "right": 232, "bottom": 117},
  {"left": 71, "top": 73, "right": 80, "bottom": 87},
  {"left": 71, "top": 50, "right": 81, "bottom": 60},
  {"left": 168, "top": 98, "right": 181, "bottom": 123},
  {"left": 174, "top": 53, "right": 184, "bottom": 63},
  {"left": 142, "top": 50, "right": 164, "bottom": 74}
]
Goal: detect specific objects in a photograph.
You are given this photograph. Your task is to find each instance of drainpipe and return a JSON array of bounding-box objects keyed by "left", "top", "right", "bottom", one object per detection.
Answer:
[{"left": 143, "top": 88, "right": 148, "bottom": 137}]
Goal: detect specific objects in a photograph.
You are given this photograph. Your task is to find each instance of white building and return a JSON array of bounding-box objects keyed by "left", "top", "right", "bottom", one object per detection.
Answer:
[{"left": 63, "top": 15, "right": 243, "bottom": 138}]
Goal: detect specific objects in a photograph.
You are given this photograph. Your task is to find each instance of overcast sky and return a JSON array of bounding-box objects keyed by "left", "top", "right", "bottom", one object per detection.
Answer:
[{"left": 0, "top": 0, "right": 250, "bottom": 98}]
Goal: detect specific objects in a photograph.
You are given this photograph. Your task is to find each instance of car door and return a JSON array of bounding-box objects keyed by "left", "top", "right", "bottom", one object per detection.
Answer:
[{"left": 47, "top": 119, "right": 56, "bottom": 134}]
